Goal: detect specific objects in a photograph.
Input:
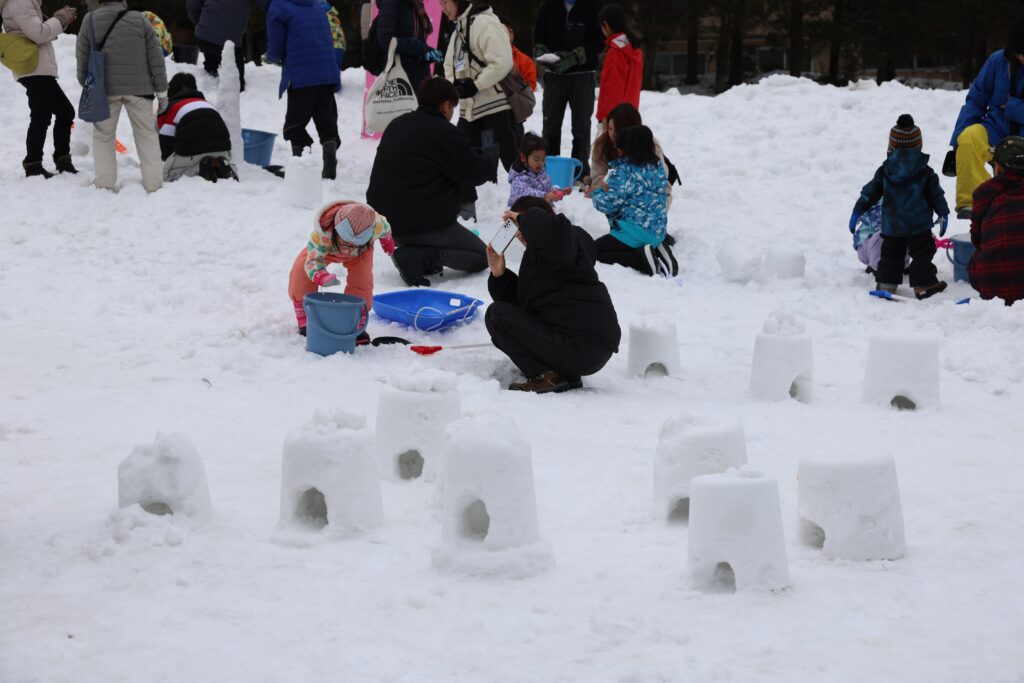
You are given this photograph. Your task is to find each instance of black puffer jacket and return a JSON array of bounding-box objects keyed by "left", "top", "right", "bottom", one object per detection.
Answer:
[
  {"left": 489, "top": 208, "right": 621, "bottom": 352},
  {"left": 375, "top": 0, "right": 432, "bottom": 88},
  {"left": 533, "top": 0, "right": 604, "bottom": 73},
  {"left": 366, "top": 105, "right": 489, "bottom": 238},
  {"left": 157, "top": 89, "right": 231, "bottom": 160}
]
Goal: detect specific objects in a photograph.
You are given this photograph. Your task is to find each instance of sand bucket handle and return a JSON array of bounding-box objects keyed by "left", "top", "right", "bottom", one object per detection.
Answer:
[{"left": 412, "top": 300, "right": 481, "bottom": 332}]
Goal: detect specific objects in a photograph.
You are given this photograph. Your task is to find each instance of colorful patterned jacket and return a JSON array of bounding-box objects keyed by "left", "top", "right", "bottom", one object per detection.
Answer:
[
  {"left": 592, "top": 157, "right": 668, "bottom": 248},
  {"left": 969, "top": 170, "right": 1024, "bottom": 303},
  {"left": 508, "top": 166, "right": 554, "bottom": 206},
  {"left": 305, "top": 210, "right": 392, "bottom": 280}
]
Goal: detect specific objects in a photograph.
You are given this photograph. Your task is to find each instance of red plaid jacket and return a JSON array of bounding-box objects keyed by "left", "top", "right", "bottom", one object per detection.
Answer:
[{"left": 970, "top": 171, "right": 1024, "bottom": 303}]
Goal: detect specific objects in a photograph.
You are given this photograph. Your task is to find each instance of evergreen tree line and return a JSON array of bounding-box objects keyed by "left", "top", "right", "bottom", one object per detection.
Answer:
[{"left": 41, "top": 0, "right": 1024, "bottom": 91}]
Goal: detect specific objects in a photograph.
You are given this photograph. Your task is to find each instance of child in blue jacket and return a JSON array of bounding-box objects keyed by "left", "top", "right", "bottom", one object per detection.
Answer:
[
  {"left": 850, "top": 115, "right": 950, "bottom": 299},
  {"left": 591, "top": 125, "right": 676, "bottom": 276}
]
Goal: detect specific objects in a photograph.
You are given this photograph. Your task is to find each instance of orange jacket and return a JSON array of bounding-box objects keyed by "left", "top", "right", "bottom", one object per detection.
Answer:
[{"left": 512, "top": 45, "right": 538, "bottom": 91}]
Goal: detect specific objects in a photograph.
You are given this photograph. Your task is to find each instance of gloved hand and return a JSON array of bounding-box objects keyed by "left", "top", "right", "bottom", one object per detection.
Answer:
[
  {"left": 53, "top": 6, "right": 76, "bottom": 29},
  {"left": 937, "top": 214, "right": 949, "bottom": 237},
  {"left": 553, "top": 47, "right": 587, "bottom": 74},
  {"left": 262, "top": 53, "right": 282, "bottom": 66},
  {"left": 379, "top": 234, "right": 396, "bottom": 256},
  {"left": 156, "top": 91, "right": 169, "bottom": 115},
  {"left": 535, "top": 52, "right": 560, "bottom": 65},
  {"left": 848, "top": 210, "right": 861, "bottom": 234},
  {"left": 422, "top": 49, "right": 443, "bottom": 63},
  {"left": 454, "top": 78, "right": 478, "bottom": 99},
  {"left": 313, "top": 271, "right": 339, "bottom": 287}
]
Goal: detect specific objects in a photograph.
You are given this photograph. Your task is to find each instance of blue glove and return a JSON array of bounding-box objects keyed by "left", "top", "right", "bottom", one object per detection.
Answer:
[
  {"left": 848, "top": 210, "right": 861, "bottom": 234},
  {"left": 423, "top": 49, "right": 443, "bottom": 63},
  {"left": 938, "top": 214, "right": 949, "bottom": 237}
]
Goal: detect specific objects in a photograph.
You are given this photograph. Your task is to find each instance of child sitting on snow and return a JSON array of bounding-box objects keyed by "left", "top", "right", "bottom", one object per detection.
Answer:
[
  {"left": 591, "top": 125, "right": 676, "bottom": 277},
  {"left": 850, "top": 114, "right": 950, "bottom": 299},
  {"left": 507, "top": 133, "right": 567, "bottom": 207},
  {"left": 288, "top": 201, "right": 395, "bottom": 340}
]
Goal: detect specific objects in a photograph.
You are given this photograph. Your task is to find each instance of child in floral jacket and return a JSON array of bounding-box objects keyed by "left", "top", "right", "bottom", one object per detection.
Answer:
[
  {"left": 507, "top": 133, "right": 567, "bottom": 207},
  {"left": 288, "top": 201, "right": 395, "bottom": 337}
]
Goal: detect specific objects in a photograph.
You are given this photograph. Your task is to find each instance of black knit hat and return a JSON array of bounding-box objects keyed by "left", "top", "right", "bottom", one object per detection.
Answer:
[
  {"left": 993, "top": 136, "right": 1024, "bottom": 171},
  {"left": 1006, "top": 17, "right": 1024, "bottom": 58},
  {"left": 888, "top": 114, "right": 922, "bottom": 152}
]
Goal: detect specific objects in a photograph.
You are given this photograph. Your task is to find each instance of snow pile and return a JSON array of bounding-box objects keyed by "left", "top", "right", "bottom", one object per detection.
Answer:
[
  {"left": 687, "top": 466, "right": 790, "bottom": 592},
  {"left": 218, "top": 41, "right": 245, "bottom": 162},
  {"left": 283, "top": 146, "right": 323, "bottom": 209},
  {"left": 863, "top": 333, "right": 941, "bottom": 410},
  {"left": 116, "top": 432, "right": 212, "bottom": 524},
  {"left": 750, "top": 309, "right": 814, "bottom": 402},
  {"left": 375, "top": 369, "right": 461, "bottom": 481},
  {"left": 280, "top": 410, "right": 383, "bottom": 534},
  {"left": 432, "top": 414, "right": 554, "bottom": 578},
  {"left": 797, "top": 455, "right": 906, "bottom": 560},
  {"left": 763, "top": 249, "right": 806, "bottom": 279}
]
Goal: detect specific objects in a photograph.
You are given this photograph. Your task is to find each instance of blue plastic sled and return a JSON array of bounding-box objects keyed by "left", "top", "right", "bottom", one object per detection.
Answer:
[{"left": 373, "top": 289, "right": 484, "bottom": 332}]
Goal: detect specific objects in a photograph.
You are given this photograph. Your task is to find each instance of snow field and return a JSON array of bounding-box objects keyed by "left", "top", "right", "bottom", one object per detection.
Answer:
[{"left": 1, "top": 37, "right": 1023, "bottom": 682}]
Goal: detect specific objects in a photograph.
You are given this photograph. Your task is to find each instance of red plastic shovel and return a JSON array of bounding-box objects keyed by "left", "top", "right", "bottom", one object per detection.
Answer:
[{"left": 410, "top": 342, "right": 493, "bottom": 356}]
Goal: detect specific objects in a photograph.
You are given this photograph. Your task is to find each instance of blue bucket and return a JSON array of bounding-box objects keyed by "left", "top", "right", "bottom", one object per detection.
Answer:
[
  {"left": 545, "top": 156, "right": 583, "bottom": 189},
  {"left": 304, "top": 292, "right": 368, "bottom": 356},
  {"left": 945, "top": 233, "right": 975, "bottom": 282},
  {"left": 242, "top": 128, "right": 276, "bottom": 167}
]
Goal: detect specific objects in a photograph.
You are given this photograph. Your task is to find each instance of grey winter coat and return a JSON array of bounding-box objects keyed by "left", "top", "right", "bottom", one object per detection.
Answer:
[
  {"left": 0, "top": 0, "right": 64, "bottom": 80},
  {"left": 186, "top": 0, "right": 264, "bottom": 47},
  {"left": 76, "top": 1, "right": 168, "bottom": 97}
]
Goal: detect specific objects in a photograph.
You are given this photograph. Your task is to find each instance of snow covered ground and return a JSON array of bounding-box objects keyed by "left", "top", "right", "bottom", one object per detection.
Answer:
[{"left": 1, "top": 38, "right": 1023, "bottom": 682}]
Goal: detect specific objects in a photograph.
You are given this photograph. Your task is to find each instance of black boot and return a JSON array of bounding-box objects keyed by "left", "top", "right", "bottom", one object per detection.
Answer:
[
  {"left": 54, "top": 155, "right": 78, "bottom": 174},
  {"left": 322, "top": 140, "right": 337, "bottom": 180},
  {"left": 291, "top": 142, "right": 307, "bottom": 157},
  {"left": 23, "top": 161, "right": 54, "bottom": 179}
]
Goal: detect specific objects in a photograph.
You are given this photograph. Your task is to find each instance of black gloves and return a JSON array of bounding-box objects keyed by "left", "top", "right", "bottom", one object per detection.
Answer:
[{"left": 454, "top": 78, "right": 478, "bottom": 99}]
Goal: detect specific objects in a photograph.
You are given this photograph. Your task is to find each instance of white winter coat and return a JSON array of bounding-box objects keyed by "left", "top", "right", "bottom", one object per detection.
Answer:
[
  {"left": 443, "top": 5, "right": 512, "bottom": 122},
  {"left": 0, "top": 0, "right": 64, "bottom": 80}
]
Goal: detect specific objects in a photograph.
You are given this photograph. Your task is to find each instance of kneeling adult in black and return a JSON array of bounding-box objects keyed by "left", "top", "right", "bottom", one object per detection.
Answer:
[
  {"left": 367, "top": 77, "right": 491, "bottom": 286},
  {"left": 158, "top": 73, "right": 236, "bottom": 182},
  {"left": 486, "top": 196, "right": 621, "bottom": 393}
]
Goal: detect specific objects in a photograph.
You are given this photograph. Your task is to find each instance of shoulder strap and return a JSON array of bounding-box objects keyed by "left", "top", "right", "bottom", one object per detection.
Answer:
[
  {"left": 97, "top": 10, "right": 130, "bottom": 52},
  {"left": 461, "top": 15, "right": 486, "bottom": 69}
]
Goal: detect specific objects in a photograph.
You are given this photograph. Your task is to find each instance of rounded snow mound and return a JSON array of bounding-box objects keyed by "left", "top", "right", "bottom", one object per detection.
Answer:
[{"left": 388, "top": 369, "right": 459, "bottom": 393}]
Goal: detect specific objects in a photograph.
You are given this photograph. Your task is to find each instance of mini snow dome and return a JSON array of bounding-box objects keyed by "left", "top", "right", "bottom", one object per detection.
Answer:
[
  {"left": 749, "top": 309, "right": 813, "bottom": 403},
  {"left": 653, "top": 413, "right": 748, "bottom": 523},
  {"left": 798, "top": 455, "right": 906, "bottom": 561},
  {"left": 117, "top": 433, "right": 212, "bottom": 524},
  {"left": 432, "top": 414, "right": 554, "bottom": 578},
  {"left": 627, "top": 319, "right": 681, "bottom": 379},
  {"left": 863, "top": 334, "right": 940, "bottom": 410},
  {"left": 687, "top": 467, "right": 790, "bottom": 592},
  {"left": 375, "top": 370, "right": 461, "bottom": 482},
  {"left": 280, "top": 411, "right": 383, "bottom": 534}
]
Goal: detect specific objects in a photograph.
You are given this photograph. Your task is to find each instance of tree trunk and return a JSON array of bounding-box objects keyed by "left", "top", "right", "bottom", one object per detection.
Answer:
[
  {"left": 714, "top": 8, "right": 732, "bottom": 93},
  {"left": 828, "top": 0, "right": 846, "bottom": 84},
  {"left": 728, "top": 0, "right": 746, "bottom": 87},
  {"left": 686, "top": 1, "right": 701, "bottom": 85},
  {"left": 789, "top": 0, "right": 804, "bottom": 77}
]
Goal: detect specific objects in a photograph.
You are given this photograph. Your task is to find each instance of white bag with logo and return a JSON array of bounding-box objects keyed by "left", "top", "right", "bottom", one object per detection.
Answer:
[{"left": 364, "top": 38, "right": 418, "bottom": 134}]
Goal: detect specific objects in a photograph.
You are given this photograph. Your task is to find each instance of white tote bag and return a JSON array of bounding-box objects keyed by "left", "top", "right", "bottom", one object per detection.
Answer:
[{"left": 364, "top": 38, "right": 418, "bottom": 133}]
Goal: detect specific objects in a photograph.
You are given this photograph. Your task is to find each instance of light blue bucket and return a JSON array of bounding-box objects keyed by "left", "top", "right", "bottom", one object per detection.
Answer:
[
  {"left": 304, "top": 292, "right": 367, "bottom": 356},
  {"left": 545, "top": 156, "right": 583, "bottom": 189},
  {"left": 945, "top": 233, "right": 975, "bottom": 283}
]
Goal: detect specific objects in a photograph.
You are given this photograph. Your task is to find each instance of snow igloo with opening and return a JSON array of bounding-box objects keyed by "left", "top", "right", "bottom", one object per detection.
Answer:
[
  {"left": 280, "top": 410, "right": 383, "bottom": 534},
  {"left": 117, "top": 433, "right": 212, "bottom": 523},
  {"left": 749, "top": 309, "right": 813, "bottom": 403},
  {"left": 863, "top": 334, "right": 940, "bottom": 411},
  {"left": 375, "top": 370, "right": 461, "bottom": 482},
  {"left": 432, "top": 414, "right": 553, "bottom": 577},
  {"left": 627, "top": 319, "right": 681, "bottom": 379},
  {"left": 653, "top": 413, "right": 747, "bottom": 523}
]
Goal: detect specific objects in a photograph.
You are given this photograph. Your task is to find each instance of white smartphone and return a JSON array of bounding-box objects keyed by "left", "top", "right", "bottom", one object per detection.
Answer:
[{"left": 489, "top": 220, "right": 518, "bottom": 254}]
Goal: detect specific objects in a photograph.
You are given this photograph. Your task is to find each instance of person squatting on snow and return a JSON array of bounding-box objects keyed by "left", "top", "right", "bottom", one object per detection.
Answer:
[
  {"left": 485, "top": 197, "right": 620, "bottom": 394},
  {"left": 588, "top": 102, "right": 675, "bottom": 207},
  {"left": 442, "top": 0, "right": 516, "bottom": 222},
  {"left": 967, "top": 135, "right": 1024, "bottom": 306},
  {"left": 366, "top": 77, "right": 491, "bottom": 288},
  {"left": 507, "top": 133, "right": 568, "bottom": 207},
  {"left": 288, "top": 201, "right": 395, "bottom": 339},
  {"left": 590, "top": 125, "right": 677, "bottom": 277},
  {"left": 594, "top": 3, "right": 642, "bottom": 126},
  {"left": 850, "top": 115, "right": 950, "bottom": 300},
  {"left": 949, "top": 17, "right": 1024, "bottom": 219},
  {"left": 1, "top": 0, "right": 78, "bottom": 178},
  {"left": 76, "top": 0, "right": 168, "bottom": 194},
  {"left": 158, "top": 73, "right": 237, "bottom": 183},
  {"left": 533, "top": 0, "right": 603, "bottom": 179},
  {"left": 265, "top": 0, "right": 342, "bottom": 179}
]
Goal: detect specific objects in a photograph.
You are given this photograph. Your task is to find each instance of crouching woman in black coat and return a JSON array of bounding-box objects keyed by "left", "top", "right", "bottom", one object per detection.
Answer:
[{"left": 486, "top": 196, "right": 621, "bottom": 393}]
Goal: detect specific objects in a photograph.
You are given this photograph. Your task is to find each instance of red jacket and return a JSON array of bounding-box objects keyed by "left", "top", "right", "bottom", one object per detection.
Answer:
[
  {"left": 969, "top": 170, "right": 1024, "bottom": 303},
  {"left": 512, "top": 46, "right": 537, "bottom": 91},
  {"left": 596, "top": 33, "right": 643, "bottom": 122}
]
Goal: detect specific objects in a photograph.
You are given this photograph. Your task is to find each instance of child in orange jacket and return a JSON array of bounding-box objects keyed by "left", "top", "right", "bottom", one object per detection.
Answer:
[{"left": 288, "top": 201, "right": 394, "bottom": 337}]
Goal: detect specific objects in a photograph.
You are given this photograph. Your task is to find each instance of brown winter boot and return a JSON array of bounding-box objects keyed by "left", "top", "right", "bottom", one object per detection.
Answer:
[
  {"left": 508, "top": 371, "right": 583, "bottom": 394},
  {"left": 876, "top": 282, "right": 898, "bottom": 294}
]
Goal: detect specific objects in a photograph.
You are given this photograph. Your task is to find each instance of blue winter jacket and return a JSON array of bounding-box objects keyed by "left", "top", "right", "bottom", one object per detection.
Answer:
[
  {"left": 592, "top": 158, "right": 669, "bottom": 248},
  {"left": 951, "top": 50, "right": 1024, "bottom": 147},
  {"left": 266, "top": 0, "right": 341, "bottom": 98},
  {"left": 854, "top": 149, "right": 949, "bottom": 238}
]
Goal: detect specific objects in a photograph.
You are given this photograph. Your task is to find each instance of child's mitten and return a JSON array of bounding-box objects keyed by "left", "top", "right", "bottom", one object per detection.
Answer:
[
  {"left": 937, "top": 214, "right": 949, "bottom": 237},
  {"left": 313, "top": 271, "right": 339, "bottom": 287},
  {"left": 379, "top": 234, "right": 396, "bottom": 256},
  {"left": 848, "top": 210, "right": 861, "bottom": 234}
]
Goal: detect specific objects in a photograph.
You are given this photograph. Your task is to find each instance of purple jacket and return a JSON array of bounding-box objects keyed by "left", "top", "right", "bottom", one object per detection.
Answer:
[{"left": 508, "top": 166, "right": 554, "bottom": 207}]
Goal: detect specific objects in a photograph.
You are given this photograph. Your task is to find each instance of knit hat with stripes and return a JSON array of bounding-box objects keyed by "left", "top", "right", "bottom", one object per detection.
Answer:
[{"left": 889, "top": 114, "right": 922, "bottom": 152}]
